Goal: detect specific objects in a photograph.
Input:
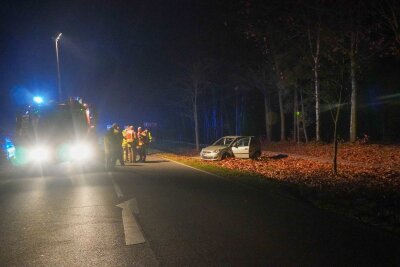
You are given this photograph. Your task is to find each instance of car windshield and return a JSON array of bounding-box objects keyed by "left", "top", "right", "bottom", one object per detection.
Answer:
[{"left": 212, "top": 137, "right": 236, "bottom": 146}]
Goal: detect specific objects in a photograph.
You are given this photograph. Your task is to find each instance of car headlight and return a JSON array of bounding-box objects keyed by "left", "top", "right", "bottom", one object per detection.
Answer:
[
  {"left": 213, "top": 149, "right": 221, "bottom": 153},
  {"left": 69, "top": 143, "right": 93, "bottom": 161},
  {"left": 28, "top": 146, "right": 51, "bottom": 162}
]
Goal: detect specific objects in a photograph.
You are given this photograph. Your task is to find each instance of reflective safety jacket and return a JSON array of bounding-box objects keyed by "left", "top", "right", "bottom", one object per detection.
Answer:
[
  {"left": 125, "top": 130, "right": 135, "bottom": 142},
  {"left": 122, "top": 138, "right": 128, "bottom": 148},
  {"left": 137, "top": 132, "right": 147, "bottom": 146}
]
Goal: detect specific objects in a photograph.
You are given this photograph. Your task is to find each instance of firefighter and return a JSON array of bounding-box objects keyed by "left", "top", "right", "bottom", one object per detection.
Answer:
[
  {"left": 131, "top": 126, "right": 138, "bottom": 162},
  {"left": 122, "top": 126, "right": 129, "bottom": 162},
  {"left": 137, "top": 127, "right": 148, "bottom": 162},
  {"left": 104, "top": 123, "right": 125, "bottom": 169},
  {"left": 144, "top": 129, "right": 153, "bottom": 155},
  {"left": 125, "top": 125, "right": 136, "bottom": 163},
  {"left": 114, "top": 124, "right": 125, "bottom": 166}
]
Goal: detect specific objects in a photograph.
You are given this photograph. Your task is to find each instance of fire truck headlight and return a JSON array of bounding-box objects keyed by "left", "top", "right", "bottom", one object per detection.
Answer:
[
  {"left": 69, "top": 143, "right": 92, "bottom": 161},
  {"left": 29, "top": 146, "right": 51, "bottom": 162},
  {"left": 33, "top": 96, "right": 44, "bottom": 104}
]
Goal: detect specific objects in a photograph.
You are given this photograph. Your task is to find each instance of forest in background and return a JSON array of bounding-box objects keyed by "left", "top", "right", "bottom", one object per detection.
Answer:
[{"left": 158, "top": 0, "right": 400, "bottom": 149}]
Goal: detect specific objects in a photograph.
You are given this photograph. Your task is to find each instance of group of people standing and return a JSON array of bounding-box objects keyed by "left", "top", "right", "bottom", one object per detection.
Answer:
[{"left": 104, "top": 123, "right": 152, "bottom": 170}]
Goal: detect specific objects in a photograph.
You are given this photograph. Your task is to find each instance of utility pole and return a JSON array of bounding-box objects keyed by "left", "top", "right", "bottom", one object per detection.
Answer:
[{"left": 55, "top": 32, "right": 62, "bottom": 102}]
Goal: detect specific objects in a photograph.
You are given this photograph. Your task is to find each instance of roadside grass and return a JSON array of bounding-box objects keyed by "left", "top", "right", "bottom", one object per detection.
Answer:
[
  {"left": 158, "top": 153, "right": 298, "bottom": 192},
  {"left": 158, "top": 152, "right": 400, "bottom": 236}
]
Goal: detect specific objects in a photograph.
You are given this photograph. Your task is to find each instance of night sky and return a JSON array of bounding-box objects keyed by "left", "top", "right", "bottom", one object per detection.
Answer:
[
  {"left": 0, "top": 0, "right": 224, "bottom": 130},
  {"left": 1, "top": 1, "right": 399, "bottom": 141}
]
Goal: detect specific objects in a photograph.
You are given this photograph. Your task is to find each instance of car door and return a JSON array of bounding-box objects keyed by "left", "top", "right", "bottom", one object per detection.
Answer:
[
  {"left": 231, "top": 137, "right": 250, "bottom": 158},
  {"left": 248, "top": 137, "right": 261, "bottom": 158}
]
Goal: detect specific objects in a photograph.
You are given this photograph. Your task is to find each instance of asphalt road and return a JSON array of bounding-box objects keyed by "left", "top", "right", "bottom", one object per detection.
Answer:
[{"left": 0, "top": 155, "right": 399, "bottom": 266}]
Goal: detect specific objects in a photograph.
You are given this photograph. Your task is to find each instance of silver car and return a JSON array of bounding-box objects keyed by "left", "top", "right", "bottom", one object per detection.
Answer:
[{"left": 200, "top": 136, "right": 261, "bottom": 160}]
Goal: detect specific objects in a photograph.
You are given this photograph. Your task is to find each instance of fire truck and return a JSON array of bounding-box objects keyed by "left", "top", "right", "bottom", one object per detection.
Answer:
[{"left": 13, "top": 97, "right": 101, "bottom": 167}]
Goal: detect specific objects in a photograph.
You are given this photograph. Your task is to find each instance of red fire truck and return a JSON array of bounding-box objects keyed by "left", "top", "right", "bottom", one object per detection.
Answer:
[{"left": 13, "top": 97, "right": 101, "bottom": 168}]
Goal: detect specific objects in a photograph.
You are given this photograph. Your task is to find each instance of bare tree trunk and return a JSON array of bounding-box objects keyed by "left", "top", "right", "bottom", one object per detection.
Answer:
[
  {"left": 308, "top": 25, "right": 321, "bottom": 142},
  {"left": 263, "top": 88, "right": 272, "bottom": 142},
  {"left": 349, "top": 39, "right": 358, "bottom": 142},
  {"left": 278, "top": 87, "right": 285, "bottom": 141},
  {"left": 295, "top": 87, "right": 300, "bottom": 143},
  {"left": 300, "top": 88, "right": 309, "bottom": 143},
  {"left": 293, "top": 89, "right": 297, "bottom": 142},
  {"left": 297, "top": 112, "right": 300, "bottom": 144},
  {"left": 194, "top": 86, "right": 200, "bottom": 151},
  {"left": 272, "top": 57, "right": 286, "bottom": 141},
  {"left": 333, "top": 128, "right": 338, "bottom": 174},
  {"left": 262, "top": 70, "right": 272, "bottom": 142},
  {"left": 332, "top": 97, "right": 342, "bottom": 175},
  {"left": 314, "top": 60, "right": 320, "bottom": 142}
]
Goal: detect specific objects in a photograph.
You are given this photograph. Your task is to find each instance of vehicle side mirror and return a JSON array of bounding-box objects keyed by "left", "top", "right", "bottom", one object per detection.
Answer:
[{"left": 234, "top": 143, "right": 239, "bottom": 148}]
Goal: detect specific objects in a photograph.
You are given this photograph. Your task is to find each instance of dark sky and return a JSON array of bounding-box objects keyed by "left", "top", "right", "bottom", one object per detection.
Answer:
[
  {"left": 0, "top": 0, "right": 224, "bottom": 131},
  {"left": 1, "top": 1, "right": 399, "bottom": 142}
]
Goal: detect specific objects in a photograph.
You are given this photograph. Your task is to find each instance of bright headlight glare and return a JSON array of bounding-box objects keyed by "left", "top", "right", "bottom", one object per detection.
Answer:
[
  {"left": 69, "top": 143, "right": 92, "bottom": 160},
  {"left": 29, "top": 146, "right": 51, "bottom": 162}
]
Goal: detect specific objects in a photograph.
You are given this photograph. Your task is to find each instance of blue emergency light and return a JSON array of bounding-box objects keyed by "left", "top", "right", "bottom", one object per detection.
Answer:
[{"left": 33, "top": 96, "right": 44, "bottom": 104}]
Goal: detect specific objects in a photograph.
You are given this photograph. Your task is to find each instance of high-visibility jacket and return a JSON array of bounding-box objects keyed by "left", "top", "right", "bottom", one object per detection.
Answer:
[
  {"left": 125, "top": 130, "right": 135, "bottom": 142},
  {"left": 137, "top": 132, "right": 147, "bottom": 146},
  {"left": 122, "top": 138, "right": 128, "bottom": 148}
]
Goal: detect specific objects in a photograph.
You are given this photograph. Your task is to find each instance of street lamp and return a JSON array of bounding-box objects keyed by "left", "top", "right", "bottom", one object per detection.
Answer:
[{"left": 55, "top": 32, "right": 62, "bottom": 102}]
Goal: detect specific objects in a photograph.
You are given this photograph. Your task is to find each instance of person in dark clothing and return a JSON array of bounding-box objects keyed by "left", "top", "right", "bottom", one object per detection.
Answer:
[
  {"left": 104, "top": 123, "right": 125, "bottom": 170},
  {"left": 144, "top": 129, "right": 152, "bottom": 155},
  {"left": 137, "top": 127, "right": 148, "bottom": 162},
  {"left": 104, "top": 126, "right": 115, "bottom": 170},
  {"left": 113, "top": 124, "right": 125, "bottom": 166}
]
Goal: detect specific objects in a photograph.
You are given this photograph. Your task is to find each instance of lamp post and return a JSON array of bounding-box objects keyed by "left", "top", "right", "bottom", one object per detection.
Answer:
[{"left": 55, "top": 32, "right": 62, "bottom": 102}]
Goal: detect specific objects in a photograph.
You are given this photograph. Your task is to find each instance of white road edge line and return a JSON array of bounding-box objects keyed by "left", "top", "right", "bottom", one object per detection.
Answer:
[
  {"left": 108, "top": 172, "right": 124, "bottom": 198},
  {"left": 161, "top": 157, "right": 223, "bottom": 178}
]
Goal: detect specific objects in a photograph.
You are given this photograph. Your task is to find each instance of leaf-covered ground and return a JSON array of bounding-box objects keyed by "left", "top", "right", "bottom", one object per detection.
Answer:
[
  {"left": 158, "top": 142, "right": 400, "bottom": 234},
  {"left": 264, "top": 142, "right": 400, "bottom": 171},
  {"left": 215, "top": 151, "right": 400, "bottom": 192}
]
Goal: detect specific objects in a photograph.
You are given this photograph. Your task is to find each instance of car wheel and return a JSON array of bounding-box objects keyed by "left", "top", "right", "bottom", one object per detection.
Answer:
[
  {"left": 251, "top": 151, "right": 261, "bottom": 159},
  {"left": 221, "top": 153, "right": 231, "bottom": 160}
]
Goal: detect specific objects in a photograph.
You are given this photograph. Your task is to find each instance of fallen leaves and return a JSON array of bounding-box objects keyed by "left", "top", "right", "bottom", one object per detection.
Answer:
[
  {"left": 210, "top": 152, "right": 399, "bottom": 192},
  {"left": 264, "top": 142, "right": 400, "bottom": 170}
]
